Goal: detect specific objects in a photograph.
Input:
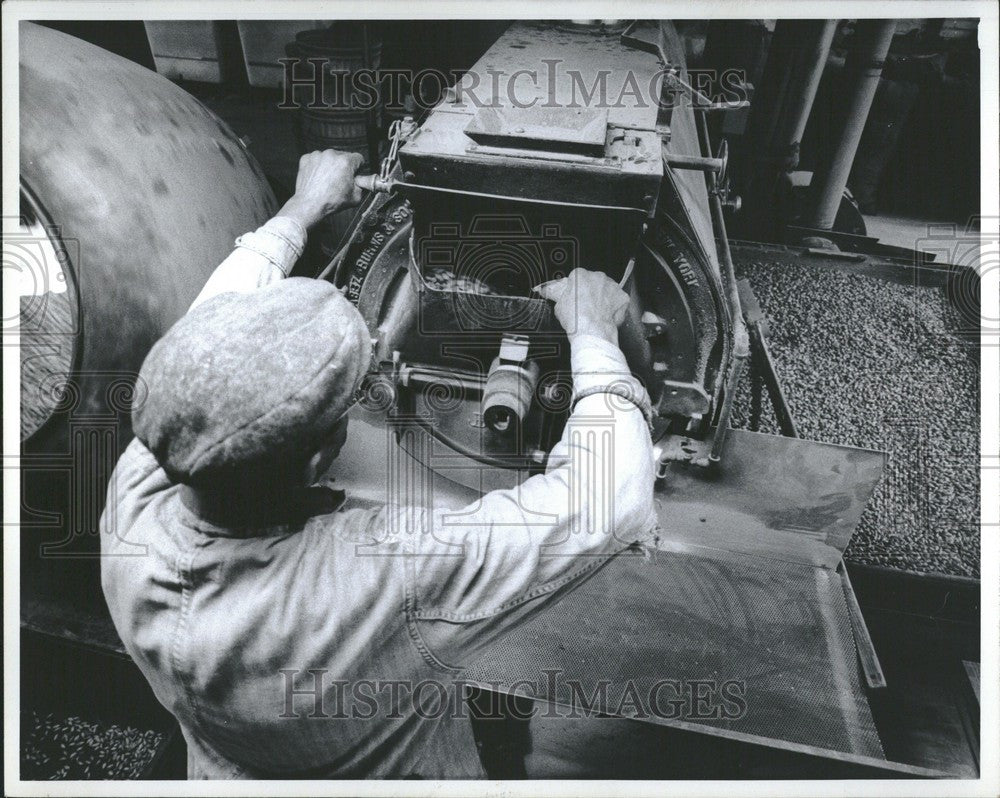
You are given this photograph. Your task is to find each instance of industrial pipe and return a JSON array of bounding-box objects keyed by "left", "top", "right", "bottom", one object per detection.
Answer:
[
  {"left": 805, "top": 20, "right": 897, "bottom": 229},
  {"left": 756, "top": 20, "right": 838, "bottom": 168},
  {"left": 739, "top": 20, "right": 838, "bottom": 233}
]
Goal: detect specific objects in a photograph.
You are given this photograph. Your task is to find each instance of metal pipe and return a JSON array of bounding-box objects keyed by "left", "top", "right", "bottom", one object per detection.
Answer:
[
  {"left": 746, "top": 21, "right": 838, "bottom": 171},
  {"left": 806, "top": 20, "right": 896, "bottom": 229},
  {"left": 663, "top": 152, "right": 725, "bottom": 172},
  {"left": 740, "top": 20, "right": 837, "bottom": 232},
  {"left": 398, "top": 364, "right": 485, "bottom": 394},
  {"left": 783, "top": 21, "right": 839, "bottom": 159}
]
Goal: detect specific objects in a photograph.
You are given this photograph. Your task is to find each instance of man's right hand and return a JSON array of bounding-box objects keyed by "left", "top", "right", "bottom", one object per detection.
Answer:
[
  {"left": 536, "top": 268, "right": 630, "bottom": 344},
  {"left": 278, "top": 150, "right": 366, "bottom": 230}
]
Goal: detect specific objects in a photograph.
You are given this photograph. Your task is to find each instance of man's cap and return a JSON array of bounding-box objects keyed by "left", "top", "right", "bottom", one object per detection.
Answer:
[{"left": 133, "top": 278, "right": 372, "bottom": 488}]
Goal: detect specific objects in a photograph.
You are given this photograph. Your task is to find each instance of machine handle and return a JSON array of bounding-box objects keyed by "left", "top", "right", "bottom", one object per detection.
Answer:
[
  {"left": 354, "top": 117, "right": 417, "bottom": 194},
  {"left": 354, "top": 174, "right": 394, "bottom": 193}
]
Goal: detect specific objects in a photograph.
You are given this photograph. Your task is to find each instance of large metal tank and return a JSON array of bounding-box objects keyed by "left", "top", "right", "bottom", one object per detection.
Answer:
[{"left": 18, "top": 23, "right": 277, "bottom": 611}]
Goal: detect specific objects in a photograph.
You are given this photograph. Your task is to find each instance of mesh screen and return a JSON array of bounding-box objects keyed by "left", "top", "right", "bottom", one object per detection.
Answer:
[{"left": 465, "top": 546, "right": 885, "bottom": 760}]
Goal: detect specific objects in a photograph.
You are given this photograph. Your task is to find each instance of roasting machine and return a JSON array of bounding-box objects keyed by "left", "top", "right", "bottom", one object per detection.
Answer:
[
  {"left": 330, "top": 21, "right": 748, "bottom": 484},
  {"left": 18, "top": 20, "right": 974, "bottom": 779}
]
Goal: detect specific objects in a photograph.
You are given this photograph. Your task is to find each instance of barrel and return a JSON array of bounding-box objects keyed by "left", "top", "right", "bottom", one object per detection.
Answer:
[
  {"left": 298, "top": 108, "right": 374, "bottom": 154},
  {"left": 286, "top": 24, "right": 384, "bottom": 183},
  {"left": 293, "top": 26, "right": 383, "bottom": 72},
  {"left": 284, "top": 25, "right": 385, "bottom": 253},
  {"left": 284, "top": 24, "right": 383, "bottom": 110}
]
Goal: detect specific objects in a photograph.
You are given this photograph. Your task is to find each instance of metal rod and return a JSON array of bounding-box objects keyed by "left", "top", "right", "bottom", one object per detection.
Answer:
[
  {"left": 839, "top": 562, "right": 888, "bottom": 690},
  {"left": 697, "top": 117, "right": 748, "bottom": 359},
  {"left": 749, "top": 324, "right": 799, "bottom": 438},
  {"left": 806, "top": 20, "right": 896, "bottom": 229},
  {"left": 662, "top": 69, "right": 751, "bottom": 113},
  {"left": 697, "top": 111, "right": 750, "bottom": 463},
  {"left": 398, "top": 364, "right": 485, "bottom": 395},
  {"left": 709, "top": 351, "right": 747, "bottom": 463},
  {"left": 663, "top": 152, "right": 725, "bottom": 172}
]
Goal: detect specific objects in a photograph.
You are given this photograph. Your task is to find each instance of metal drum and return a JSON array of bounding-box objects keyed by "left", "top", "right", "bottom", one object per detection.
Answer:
[{"left": 18, "top": 23, "right": 278, "bottom": 609}]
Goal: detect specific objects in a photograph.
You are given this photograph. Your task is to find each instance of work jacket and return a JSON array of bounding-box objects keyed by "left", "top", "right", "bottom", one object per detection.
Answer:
[{"left": 100, "top": 217, "right": 657, "bottom": 779}]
